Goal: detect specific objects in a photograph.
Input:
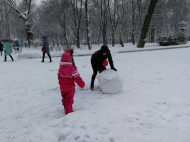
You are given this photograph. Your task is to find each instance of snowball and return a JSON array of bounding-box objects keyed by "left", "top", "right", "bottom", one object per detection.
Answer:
[{"left": 97, "top": 69, "right": 123, "bottom": 94}]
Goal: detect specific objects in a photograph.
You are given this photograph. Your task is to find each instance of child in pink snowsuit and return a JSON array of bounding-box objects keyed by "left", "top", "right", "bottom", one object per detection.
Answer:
[{"left": 58, "top": 52, "right": 85, "bottom": 115}]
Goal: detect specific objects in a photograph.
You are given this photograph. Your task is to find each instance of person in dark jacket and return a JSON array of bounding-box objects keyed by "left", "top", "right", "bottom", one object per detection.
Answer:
[
  {"left": 14, "top": 40, "right": 20, "bottom": 51},
  {"left": 0, "top": 42, "right": 3, "bottom": 56},
  {"left": 90, "top": 45, "right": 117, "bottom": 90},
  {"left": 41, "top": 36, "right": 52, "bottom": 62}
]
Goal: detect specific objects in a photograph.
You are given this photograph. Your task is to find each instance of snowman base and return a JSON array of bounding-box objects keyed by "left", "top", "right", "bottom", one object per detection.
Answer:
[{"left": 97, "top": 69, "right": 123, "bottom": 94}]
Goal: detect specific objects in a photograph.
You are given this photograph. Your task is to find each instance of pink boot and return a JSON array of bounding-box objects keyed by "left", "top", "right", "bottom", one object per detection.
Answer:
[{"left": 64, "top": 104, "right": 73, "bottom": 115}]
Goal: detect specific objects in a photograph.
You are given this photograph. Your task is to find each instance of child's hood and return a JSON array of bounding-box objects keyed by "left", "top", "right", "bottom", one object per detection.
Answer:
[{"left": 61, "top": 52, "right": 72, "bottom": 62}]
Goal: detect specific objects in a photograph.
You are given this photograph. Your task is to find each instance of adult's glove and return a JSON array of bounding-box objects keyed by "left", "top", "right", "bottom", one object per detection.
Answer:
[
  {"left": 111, "top": 67, "right": 117, "bottom": 71},
  {"left": 102, "top": 60, "right": 108, "bottom": 66}
]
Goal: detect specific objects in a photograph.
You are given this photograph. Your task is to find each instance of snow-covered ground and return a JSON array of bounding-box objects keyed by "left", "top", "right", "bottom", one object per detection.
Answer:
[{"left": 0, "top": 43, "right": 190, "bottom": 142}]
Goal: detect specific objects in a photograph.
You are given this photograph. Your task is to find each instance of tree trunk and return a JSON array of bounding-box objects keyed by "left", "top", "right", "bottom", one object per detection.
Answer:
[
  {"left": 119, "top": 29, "right": 124, "bottom": 47},
  {"left": 108, "top": 0, "right": 117, "bottom": 47},
  {"left": 76, "top": 29, "right": 80, "bottom": 49},
  {"left": 10, "top": 0, "right": 33, "bottom": 47},
  {"left": 61, "top": 0, "right": 68, "bottom": 46},
  {"left": 0, "top": 14, "right": 3, "bottom": 37},
  {"left": 102, "top": 0, "right": 107, "bottom": 45},
  {"left": 150, "top": 26, "right": 155, "bottom": 43},
  {"left": 25, "top": 21, "right": 33, "bottom": 47},
  {"left": 132, "top": 0, "right": 135, "bottom": 45},
  {"left": 63, "top": 14, "right": 68, "bottom": 46},
  {"left": 51, "top": 35, "right": 55, "bottom": 48},
  {"left": 137, "top": 0, "right": 158, "bottom": 48},
  {"left": 97, "top": 26, "right": 102, "bottom": 44},
  {"left": 72, "top": 0, "right": 82, "bottom": 48},
  {"left": 102, "top": 22, "right": 107, "bottom": 45},
  {"left": 112, "top": 29, "right": 115, "bottom": 47},
  {"left": 85, "top": 0, "right": 92, "bottom": 50},
  {"left": 55, "top": 34, "right": 59, "bottom": 47},
  {"left": 0, "top": 14, "right": 3, "bottom": 25},
  {"left": 5, "top": 15, "right": 10, "bottom": 38}
]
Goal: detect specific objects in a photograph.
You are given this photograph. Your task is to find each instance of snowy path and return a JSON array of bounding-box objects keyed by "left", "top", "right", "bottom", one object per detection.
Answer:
[
  {"left": 17, "top": 44, "right": 190, "bottom": 59},
  {"left": 117, "top": 45, "right": 190, "bottom": 53},
  {"left": 0, "top": 48, "right": 190, "bottom": 142}
]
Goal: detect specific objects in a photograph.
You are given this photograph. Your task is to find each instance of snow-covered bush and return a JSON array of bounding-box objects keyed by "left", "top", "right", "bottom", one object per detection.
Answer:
[
  {"left": 158, "top": 36, "right": 177, "bottom": 46},
  {"left": 97, "top": 69, "right": 123, "bottom": 94},
  {"left": 158, "top": 34, "right": 187, "bottom": 46}
]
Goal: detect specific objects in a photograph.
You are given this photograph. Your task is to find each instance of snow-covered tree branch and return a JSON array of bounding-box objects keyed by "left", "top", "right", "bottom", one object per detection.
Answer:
[{"left": 7, "top": 0, "right": 33, "bottom": 47}]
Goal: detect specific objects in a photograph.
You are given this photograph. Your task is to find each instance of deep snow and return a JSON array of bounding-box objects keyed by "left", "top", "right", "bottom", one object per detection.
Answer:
[{"left": 0, "top": 43, "right": 190, "bottom": 142}]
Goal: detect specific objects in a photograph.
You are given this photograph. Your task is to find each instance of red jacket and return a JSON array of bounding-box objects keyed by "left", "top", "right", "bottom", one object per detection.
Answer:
[{"left": 58, "top": 64, "right": 85, "bottom": 91}]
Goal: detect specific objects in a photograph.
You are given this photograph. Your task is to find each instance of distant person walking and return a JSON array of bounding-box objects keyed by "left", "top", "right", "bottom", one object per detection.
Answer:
[
  {"left": 3, "top": 41, "right": 14, "bottom": 61},
  {"left": 0, "top": 42, "right": 3, "bottom": 56},
  {"left": 41, "top": 36, "right": 52, "bottom": 62},
  {"left": 14, "top": 40, "right": 20, "bottom": 51}
]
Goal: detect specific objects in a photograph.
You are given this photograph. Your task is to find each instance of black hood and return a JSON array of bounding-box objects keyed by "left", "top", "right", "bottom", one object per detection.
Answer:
[{"left": 100, "top": 45, "right": 109, "bottom": 53}]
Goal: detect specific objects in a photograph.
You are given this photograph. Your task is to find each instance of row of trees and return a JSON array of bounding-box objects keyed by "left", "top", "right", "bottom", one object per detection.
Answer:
[{"left": 0, "top": 0, "right": 190, "bottom": 49}]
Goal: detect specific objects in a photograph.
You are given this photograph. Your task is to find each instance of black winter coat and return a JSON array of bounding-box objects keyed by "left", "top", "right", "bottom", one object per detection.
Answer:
[
  {"left": 0, "top": 42, "right": 3, "bottom": 51},
  {"left": 91, "top": 45, "right": 115, "bottom": 71}
]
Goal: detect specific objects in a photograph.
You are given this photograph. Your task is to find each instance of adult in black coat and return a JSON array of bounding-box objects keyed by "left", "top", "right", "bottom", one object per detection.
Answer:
[
  {"left": 90, "top": 45, "right": 117, "bottom": 90},
  {"left": 0, "top": 42, "right": 3, "bottom": 56}
]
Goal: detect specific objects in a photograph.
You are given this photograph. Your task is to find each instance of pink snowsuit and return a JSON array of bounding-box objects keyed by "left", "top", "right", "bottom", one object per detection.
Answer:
[{"left": 58, "top": 52, "right": 85, "bottom": 115}]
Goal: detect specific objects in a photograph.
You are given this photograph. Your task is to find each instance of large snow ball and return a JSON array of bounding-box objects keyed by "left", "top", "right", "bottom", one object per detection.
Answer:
[{"left": 97, "top": 69, "right": 123, "bottom": 94}]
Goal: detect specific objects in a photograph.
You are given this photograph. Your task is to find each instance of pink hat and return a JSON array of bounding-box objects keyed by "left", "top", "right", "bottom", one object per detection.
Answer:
[
  {"left": 61, "top": 52, "right": 72, "bottom": 62},
  {"left": 64, "top": 46, "right": 74, "bottom": 52}
]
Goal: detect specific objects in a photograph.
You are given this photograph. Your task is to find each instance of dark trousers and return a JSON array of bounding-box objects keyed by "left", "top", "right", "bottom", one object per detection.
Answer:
[
  {"left": 90, "top": 66, "right": 106, "bottom": 89},
  {"left": 0, "top": 51, "right": 2, "bottom": 56},
  {"left": 4, "top": 55, "right": 14, "bottom": 61},
  {"left": 42, "top": 52, "right": 52, "bottom": 62}
]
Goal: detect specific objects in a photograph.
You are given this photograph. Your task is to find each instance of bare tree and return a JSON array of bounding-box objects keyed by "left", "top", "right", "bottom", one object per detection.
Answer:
[
  {"left": 0, "top": 12, "right": 3, "bottom": 26},
  {"left": 101, "top": 0, "right": 108, "bottom": 45},
  {"left": 70, "top": 0, "right": 83, "bottom": 48},
  {"left": 7, "top": 0, "right": 33, "bottom": 47},
  {"left": 85, "top": 0, "right": 92, "bottom": 49},
  {"left": 5, "top": 7, "right": 11, "bottom": 38},
  {"left": 108, "top": 0, "right": 122, "bottom": 47},
  {"left": 3, "top": 0, "right": 188, "bottom": 48},
  {"left": 131, "top": 0, "right": 135, "bottom": 45},
  {"left": 137, "top": 0, "right": 159, "bottom": 48},
  {"left": 0, "top": 13, "right": 3, "bottom": 38},
  {"left": 61, "top": 0, "right": 69, "bottom": 46}
]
